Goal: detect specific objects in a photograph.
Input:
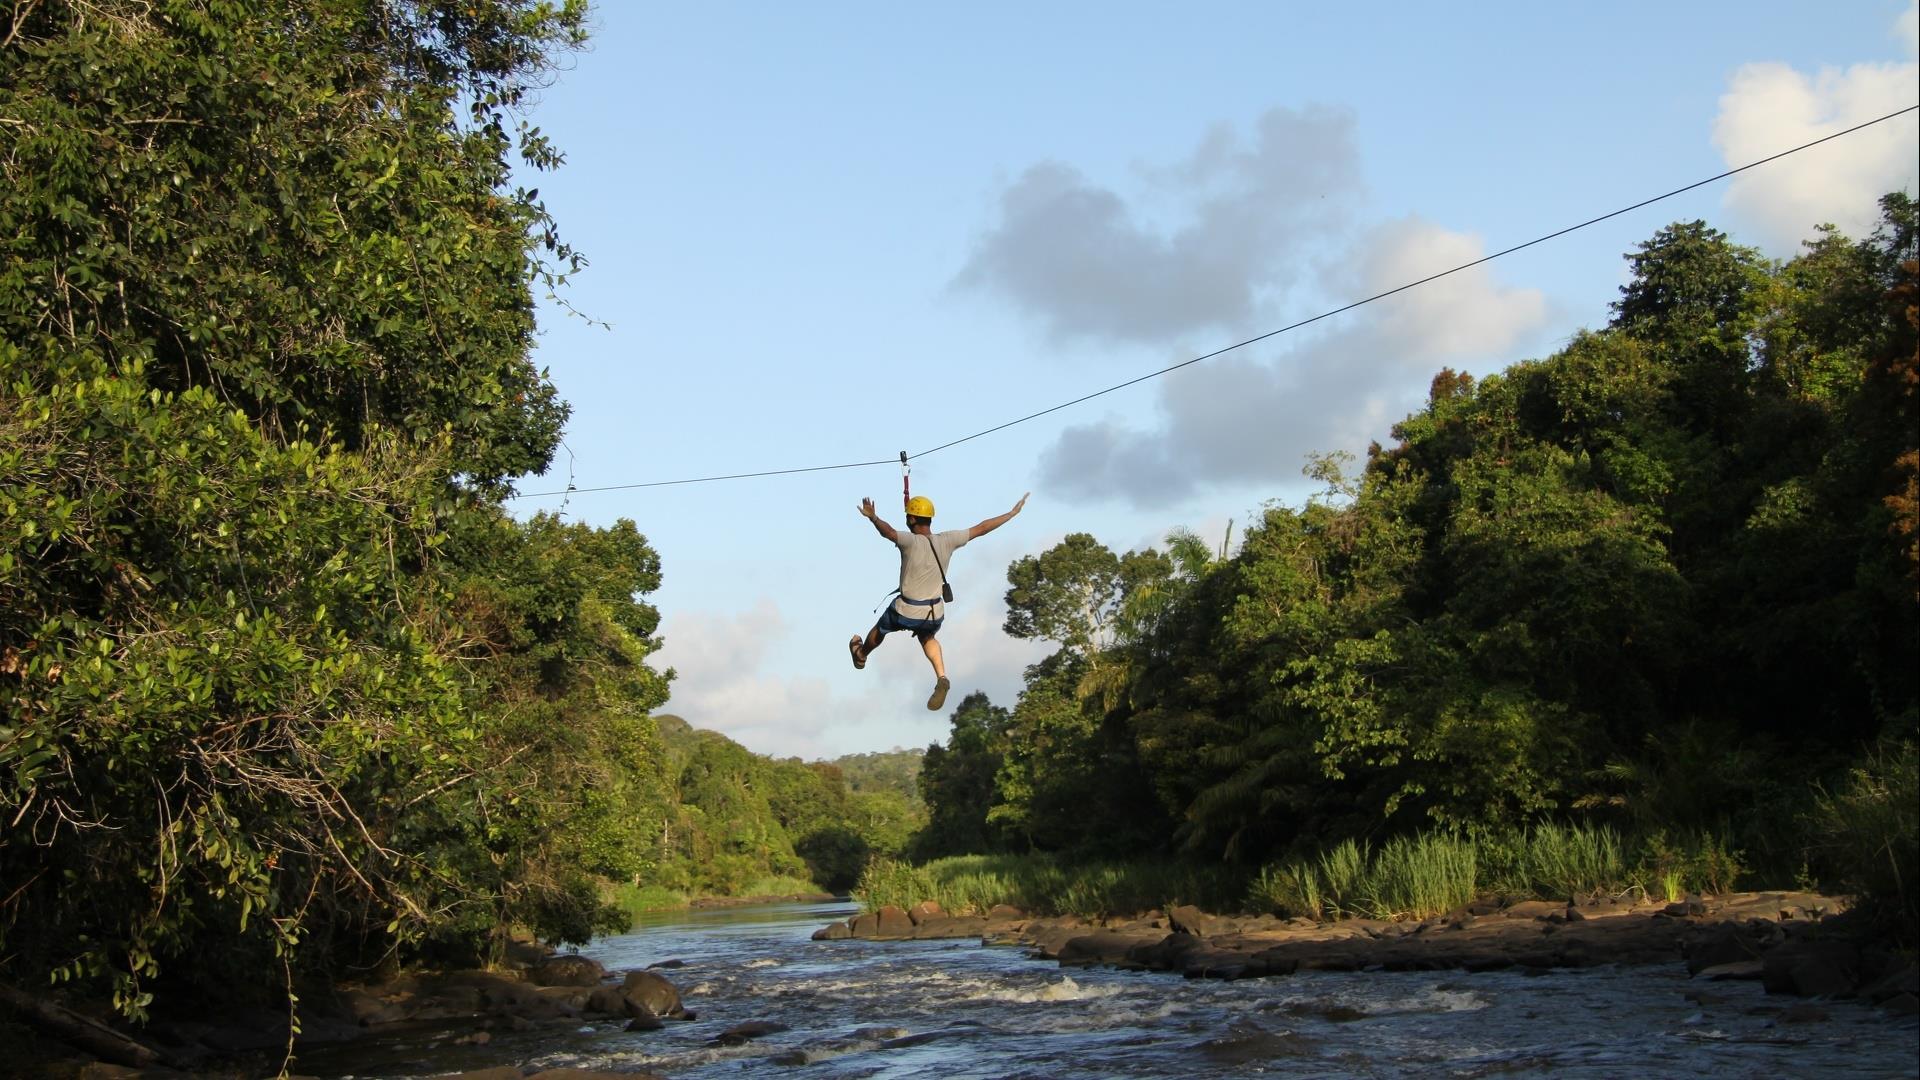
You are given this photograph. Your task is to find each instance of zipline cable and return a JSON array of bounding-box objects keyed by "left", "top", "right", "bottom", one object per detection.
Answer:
[{"left": 510, "top": 103, "right": 1919, "bottom": 501}]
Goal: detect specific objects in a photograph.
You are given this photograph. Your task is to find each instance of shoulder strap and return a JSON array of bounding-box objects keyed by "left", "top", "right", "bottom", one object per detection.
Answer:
[{"left": 924, "top": 532, "right": 949, "bottom": 586}]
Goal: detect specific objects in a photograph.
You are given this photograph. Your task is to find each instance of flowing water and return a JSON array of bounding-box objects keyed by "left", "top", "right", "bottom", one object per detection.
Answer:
[{"left": 316, "top": 900, "right": 1918, "bottom": 1079}]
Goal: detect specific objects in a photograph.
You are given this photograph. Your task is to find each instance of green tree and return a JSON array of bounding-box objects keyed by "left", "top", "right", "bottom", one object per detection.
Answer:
[{"left": 916, "top": 692, "right": 1010, "bottom": 857}]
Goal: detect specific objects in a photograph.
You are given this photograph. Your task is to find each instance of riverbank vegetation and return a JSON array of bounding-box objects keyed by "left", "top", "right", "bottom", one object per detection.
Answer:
[
  {"left": 0, "top": 1, "right": 914, "bottom": 1031},
  {"left": 862, "top": 822, "right": 1734, "bottom": 923},
  {"left": 907, "top": 198, "right": 1919, "bottom": 939}
]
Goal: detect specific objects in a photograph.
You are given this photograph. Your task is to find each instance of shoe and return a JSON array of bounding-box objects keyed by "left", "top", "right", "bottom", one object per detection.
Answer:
[
  {"left": 926, "top": 676, "right": 950, "bottom": 711},
  {"left": 848, "top": 636, "right": 866, "bottom": 670}
]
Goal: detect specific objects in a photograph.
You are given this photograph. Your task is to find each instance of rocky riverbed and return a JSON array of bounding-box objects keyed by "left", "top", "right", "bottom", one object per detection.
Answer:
[
  {"left": 813, "top": 891, "right": 1919, "bottom": 1014},
  {"left": 19, "top": 891, "right": 1915, "bottom": 1077}
]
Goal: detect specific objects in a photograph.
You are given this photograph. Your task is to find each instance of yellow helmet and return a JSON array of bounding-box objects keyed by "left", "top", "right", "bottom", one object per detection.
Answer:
[{"left": 906, "top": 495, "right": 935, "bottom": 519}]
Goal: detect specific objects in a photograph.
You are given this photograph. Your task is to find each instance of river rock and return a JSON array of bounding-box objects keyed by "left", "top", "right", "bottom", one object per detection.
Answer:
[
  {"left": 1126, "top": 931, "right": 1210, "bottom": 972},
  {"left": 622, "top": 969, "right": 691, "bottom": 1019},
  {"left": 1659, "top": 893, "right": 1710, "bottom": 918},
  {"left": 907, "top": 900, "right": 945, "bottom": 925},
  {"left": 1168, "top": 904, "right": 1239, "bottom": 938},
  {"left": 873, "top": 905, "right": 915, "bottom": 939},
  {"left": 1695, "top": 961, "right": 1765, "bottom": 981},
  {"left": 1685, "top": 925, "right": 1764, "bottom": 974},
  {"left": 986, "top": 904, "right": 1026, "bottom": 921},
  {"left": 1858, "top": 961, "right": 1917, "bottom": 1003},
  {"left": 504, "top": 938, "right": 549, "bottom": 968},
  {"left": 1763, "top": 940, "right": 1861, "bottom": 997},
  {"left": 709, "top": 1020, "right": 790, "bottom": 1046},
  {"left": 847, "top": 908, "right": 916, "bottom": 939},
  {"left": 812, "top": 920, "right": 852, "bottom": 941},
  {"left": 1500, "top": 900, "right": 1566, "bottom": 921},
  {"left": 912, "top": 915, "right": 987, "bottom": 939},
  {"left": 1024, "top": 919, "right": 1092, "bottom": 959},
  {"left": 1057, "top": 930, "right": 1162, "bottom": 967},
  {"left": 585, "top": 985, "right": 628, "bottom": 1017},
  {"left": 439, "top": 1060, "right": 668, "bottom": 1068},
  {"left": 530, "top": 955, "right": 605, "bottom": 987}
]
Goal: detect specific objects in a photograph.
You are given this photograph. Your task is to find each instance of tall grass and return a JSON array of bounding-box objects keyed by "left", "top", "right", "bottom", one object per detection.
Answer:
[
  {"left": 1250, "top": 824, "right": 1626, "bottom": 921},
  {"left": 861, "top": 818, "right": 1767, "bottom": 927},
  {"left": 1486, "top": 821, "right": 1627, "bottom": 900},
  {"left": 606, "top": 882, "right": 689, "bottom": 922},
  {"left": 1248, "top": 833, "right": 1478, "bottom": 920},
  {"left": 1807, "top": 740, "right": 1918, "bottom": 942},
  {"left": 855, "top": 853, "right": 1237, "bottom": 918},
  {"left": 1368, "top": 833, "right": 1478, "bottom": 919}
]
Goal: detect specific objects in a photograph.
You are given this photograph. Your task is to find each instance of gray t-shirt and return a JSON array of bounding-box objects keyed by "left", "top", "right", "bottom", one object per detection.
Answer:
[{"left": 892, "top": 528, "right": 970, "bottom": 620}]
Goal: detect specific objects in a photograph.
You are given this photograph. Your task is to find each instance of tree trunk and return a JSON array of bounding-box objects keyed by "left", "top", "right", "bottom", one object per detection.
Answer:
[{"left": 0, "top": 980, "right": 176, "bottom": 1068}]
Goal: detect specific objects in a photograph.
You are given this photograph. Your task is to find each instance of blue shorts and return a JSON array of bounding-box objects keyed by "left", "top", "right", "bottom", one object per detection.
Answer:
[{"left": 876, "top": 600, "right": 942, "bottom": 636}]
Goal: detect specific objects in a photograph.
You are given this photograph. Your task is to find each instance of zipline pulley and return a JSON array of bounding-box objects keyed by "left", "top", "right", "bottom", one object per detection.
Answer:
[{"left": 900, "top": 450, "right": 910, "bottom": 514}]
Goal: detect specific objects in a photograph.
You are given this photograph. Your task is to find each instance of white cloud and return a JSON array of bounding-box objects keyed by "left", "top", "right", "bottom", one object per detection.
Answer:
[
  {"left": 953, "top": 106, "right": 1363, "bottom": 345},
  {"left": 1037, "top": 217, "right": 1548, "bottom": 507},
  {"left": 1358, "top": 217, "right": 1549, "bottom": 359},
  {"left": 650, "top": 585, "right": 1048, "bottom": 760},
  {"left": 1713, "top": 8, "right": 1920, "bottom": 254}
]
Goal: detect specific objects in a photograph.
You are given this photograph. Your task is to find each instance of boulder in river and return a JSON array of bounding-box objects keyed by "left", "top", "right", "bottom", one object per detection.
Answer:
[
  {"left": 1762, "top": 940, "right": 1861, "bottom": 998},
  {"left": 622, "top": 969, "right": 694, "bottom": 1020},
  {"left": 907, "top": 900, "right": 945, "bottom": 925},
  {"left": 1168, "top": 904, "right": 1239, "bottom": 939},
  {"left": 847, "top": 905, "right": 914, "bottom": 939},
  {"left": 709, "top": 1019, "right": 791, "bottom": 1046},
  {"left": 529, "top": 955, "right": 605, "bottom": 987},
  {"left": 912, "top": 915, "right": 987, "bottom": 940},
  {"left": 875, "top": 905, "right": 915, "bottom": 938},
  {"left": 1684, "top": 924, "right": 1765, "bottom": 974}
]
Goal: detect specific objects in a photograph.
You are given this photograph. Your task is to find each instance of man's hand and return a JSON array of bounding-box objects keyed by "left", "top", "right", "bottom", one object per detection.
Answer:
[
  {"left": 860, "top": 497, "right": 898, "bottom": 541},
  {"left": 969, "top": 493, "right": 1031, "bottom": 541}
]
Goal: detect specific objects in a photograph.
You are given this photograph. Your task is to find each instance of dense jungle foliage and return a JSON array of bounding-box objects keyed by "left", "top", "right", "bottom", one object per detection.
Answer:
[
  {"left": 0, "top": 0, "right": 692, "bottom": 1019},
  {"left": 918, "top": 200, "right": 1920, "bottom": 935},
  {"left": 642, "top": 717, "right": 919, "bottom": 901}
]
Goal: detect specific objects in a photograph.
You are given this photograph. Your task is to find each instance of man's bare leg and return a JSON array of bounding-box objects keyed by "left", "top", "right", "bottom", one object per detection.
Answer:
[
  {"left": 851, "top": 625, "right": 886, "bottom": 670},
  {"left": 917, "top": 632, "right": 945, "bottom": 678},
  {"left": 919, "top": 632, "right": 950, "bottom": 710}
]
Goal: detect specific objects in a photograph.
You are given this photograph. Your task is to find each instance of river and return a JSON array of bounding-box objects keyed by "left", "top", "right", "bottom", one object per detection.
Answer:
[{"left": 317, "top": 899, "right": 1918, "bottom": 1078}]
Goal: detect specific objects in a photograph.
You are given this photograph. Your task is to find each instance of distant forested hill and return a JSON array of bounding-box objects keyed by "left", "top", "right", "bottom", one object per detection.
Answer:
[
  {"left": 831, "top": 748, "right": 927, "bottom": 807},
  {"left": 647, "top": 717, "right": 924, "bottom": 894}
]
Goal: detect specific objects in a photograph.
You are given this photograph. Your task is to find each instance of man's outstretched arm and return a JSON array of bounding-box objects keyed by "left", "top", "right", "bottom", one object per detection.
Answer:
[
  {"left": 968, "top": 493, "right": 1029, "bottom": 540},
  {"left": 859, "top": 497, "right": 899, "bottom": 542}
]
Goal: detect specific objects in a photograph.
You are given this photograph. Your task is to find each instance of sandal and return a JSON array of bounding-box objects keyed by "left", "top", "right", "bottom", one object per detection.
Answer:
[
  {"left": 848, "top": 636, "right": 866, "bottom": 670},
  {"left": 927, "top": 676, "right": 950, "bottom": 711}
]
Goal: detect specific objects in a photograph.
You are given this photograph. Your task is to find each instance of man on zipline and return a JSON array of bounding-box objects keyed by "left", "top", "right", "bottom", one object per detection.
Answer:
[{"left": 850, "top": 491, "right": 1028, "bottom": 711}]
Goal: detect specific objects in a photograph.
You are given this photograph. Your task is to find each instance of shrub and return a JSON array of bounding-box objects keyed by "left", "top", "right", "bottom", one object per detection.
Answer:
[{"left": 1806, "top": 741, "right": 1918, "bottom": 941}]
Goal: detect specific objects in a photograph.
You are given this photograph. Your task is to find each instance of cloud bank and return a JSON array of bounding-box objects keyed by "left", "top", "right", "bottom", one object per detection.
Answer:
[
  {"left": 954, "top": 106, "right": 1364, "bottom": 345},
  {"left": 650, "top": 591, "right": 1048, "bottom": 760},
  {"left": 1713, "top": 3, "right": 1920, "bottom": 253}
]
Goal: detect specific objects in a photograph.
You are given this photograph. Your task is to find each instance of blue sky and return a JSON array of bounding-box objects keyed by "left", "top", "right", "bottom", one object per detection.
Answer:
[{"left": 507, "top": 1, "right": 1920, "bottom": 759}]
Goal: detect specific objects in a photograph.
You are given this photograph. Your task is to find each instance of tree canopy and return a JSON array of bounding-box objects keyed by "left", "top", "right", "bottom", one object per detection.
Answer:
[{"left": 921, "top": 198, "right": 1919, "bottom": 888}]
